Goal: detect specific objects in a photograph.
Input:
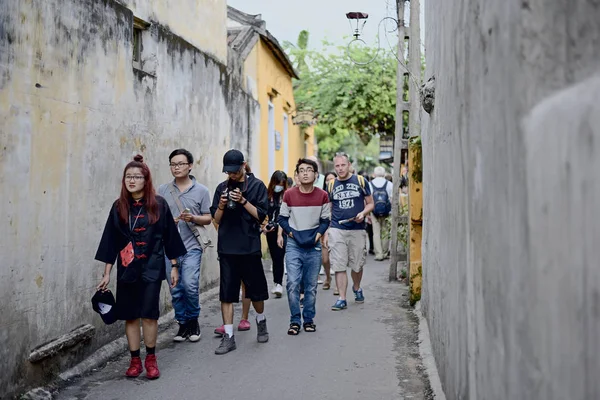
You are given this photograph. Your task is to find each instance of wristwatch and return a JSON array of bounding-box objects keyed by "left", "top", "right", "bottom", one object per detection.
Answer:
[
  {"left": 241, "top": 198, "right": 248, "bottom": 206},
  {"left": 171, "top": 263, "right": 180, "bottom": 269}
]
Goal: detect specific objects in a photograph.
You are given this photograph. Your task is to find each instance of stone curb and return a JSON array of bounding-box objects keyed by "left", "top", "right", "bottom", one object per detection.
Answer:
[
  {"left": 60, "top": 283, "right": 220, "bottom": 382},
  {"left": 414, "top": 301, "right": 447, "bottom": 400},
  {"left": 23, "top": 284, "right": 220, "bottom": 399}
]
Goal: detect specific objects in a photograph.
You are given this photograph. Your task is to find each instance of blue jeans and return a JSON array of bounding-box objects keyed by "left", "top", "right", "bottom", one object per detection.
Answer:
[
  {"left": 285, "top": 239, "right": 322, "bottom": 325},
  {"left": 165, "top": 248, "right": 202, "bottom": 324}
]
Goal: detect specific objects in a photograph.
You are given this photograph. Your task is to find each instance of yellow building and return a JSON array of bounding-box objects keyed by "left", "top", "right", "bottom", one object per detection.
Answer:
[{"left": 227, "top": 6, "right": 316, "bottom": 183}]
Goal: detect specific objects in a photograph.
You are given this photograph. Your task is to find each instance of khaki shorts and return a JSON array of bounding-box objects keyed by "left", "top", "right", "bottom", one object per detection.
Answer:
[{"left": 328, "top": 228, "right": 368, "bottom": 273}]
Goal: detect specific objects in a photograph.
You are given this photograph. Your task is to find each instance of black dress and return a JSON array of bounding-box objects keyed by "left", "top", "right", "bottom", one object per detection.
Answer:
[
  {"left": 95, "top": 196, "right": 186, "bottom": 320},
  {"left": 266, "top": 193, "right": 285, "bottom": 285}
]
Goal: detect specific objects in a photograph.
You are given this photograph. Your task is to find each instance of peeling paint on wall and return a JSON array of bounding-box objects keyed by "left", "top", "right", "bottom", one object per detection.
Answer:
[{"left": 0, "top": 0, "right": 257, "bottom": 396}]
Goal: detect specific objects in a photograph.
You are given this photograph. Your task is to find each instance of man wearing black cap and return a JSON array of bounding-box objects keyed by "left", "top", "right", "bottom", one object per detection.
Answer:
[{"left": 210, "top": 149, "right": 270, "bottom": 354}]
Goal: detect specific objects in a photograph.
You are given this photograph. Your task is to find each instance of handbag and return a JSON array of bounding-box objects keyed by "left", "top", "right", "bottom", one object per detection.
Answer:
[
  {"left": 168, "top": 184, "right": 213, "bottom": 250},
  {"left": 120, "top": 207, "right": 143, "bottom": 267}
]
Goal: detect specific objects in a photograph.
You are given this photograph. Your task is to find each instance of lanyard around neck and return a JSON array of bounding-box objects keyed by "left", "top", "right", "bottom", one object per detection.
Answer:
[{"left": 129, "top": 207, "right": 143, "bottom": 232}]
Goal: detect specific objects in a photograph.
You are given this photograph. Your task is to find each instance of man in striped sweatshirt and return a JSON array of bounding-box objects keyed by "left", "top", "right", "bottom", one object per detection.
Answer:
[{"left": 278, "top": 158, "right": 331, "bottom": 335}]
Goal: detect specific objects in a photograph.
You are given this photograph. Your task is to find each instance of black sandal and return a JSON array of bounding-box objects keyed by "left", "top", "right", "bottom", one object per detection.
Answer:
[
  {"left": 288, "top": 323, "right": 301, "bottom": 335},
  {"left": 303, "top": 322, "right": 316, "bottom": 333}
]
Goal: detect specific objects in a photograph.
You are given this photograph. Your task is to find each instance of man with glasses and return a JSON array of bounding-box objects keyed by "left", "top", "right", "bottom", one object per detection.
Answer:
[
  {"left": 159, "top": 149, "right": 212, "bottom": 342},
  {"left": 277, "top": 158, "right": 330, "bottom": 335},
  {"left": 210, "top": 149, "right": 270, "bottom": 354},
  {"left": 325, "top": 153, "right": 374, "bottom": 311}
]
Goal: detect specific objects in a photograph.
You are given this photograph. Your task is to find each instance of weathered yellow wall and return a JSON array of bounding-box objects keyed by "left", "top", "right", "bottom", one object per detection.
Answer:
[
  {"left": 255, "top": 38, "right": 303, "bottom": 182},
  {"left": 125, "top": 0, "right": 228, "bottom": 63},
  {"left": 408, "top": 145, "right": 423, "bottom": 304}
]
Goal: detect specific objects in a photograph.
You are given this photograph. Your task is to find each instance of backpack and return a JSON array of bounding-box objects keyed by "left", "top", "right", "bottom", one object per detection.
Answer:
[
  {"left": 372, "top": 180, "right": 391, "bottom": 217},
  {"left": 327, "top": 175, "right": 368, "bottom": 196}
]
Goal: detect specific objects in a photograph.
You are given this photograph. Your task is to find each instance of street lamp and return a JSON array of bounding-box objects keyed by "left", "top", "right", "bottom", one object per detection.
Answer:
[{"left": 346, "top": 12, "right": 369, "bottom": 39}]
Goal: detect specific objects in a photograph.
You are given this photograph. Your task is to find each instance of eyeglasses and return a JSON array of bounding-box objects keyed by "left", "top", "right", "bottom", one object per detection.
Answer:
[
  {"left": 298, "top": 168, "right": 315, "bottom": 174},
  {"left": 125, "top": 175, "right": 145, "bottom": 181},
  {"left": 169, "top": 162, "right": 190, "bottom": 169}
]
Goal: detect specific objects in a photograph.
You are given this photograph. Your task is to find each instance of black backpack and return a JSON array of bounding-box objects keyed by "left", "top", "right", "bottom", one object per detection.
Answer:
[{"left": 372, "top": 181, "right": 392, "bottom": 217}]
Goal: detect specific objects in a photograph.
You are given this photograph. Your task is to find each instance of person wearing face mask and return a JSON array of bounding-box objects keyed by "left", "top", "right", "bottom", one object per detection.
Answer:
[{"left": 263, "top": 170, "right": 288, "bottom": 298}]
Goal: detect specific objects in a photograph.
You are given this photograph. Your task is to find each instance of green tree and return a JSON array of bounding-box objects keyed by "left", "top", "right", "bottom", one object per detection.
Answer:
[
  {"left": 285, "top": 39, "right": 397, "bottom": 161},
  {"left": 283, "top": 30, "right": 310, "bottom": 74}
]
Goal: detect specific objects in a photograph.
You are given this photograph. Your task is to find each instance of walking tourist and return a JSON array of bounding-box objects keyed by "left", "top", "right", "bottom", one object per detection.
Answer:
[
  {"left": 264, "top": 170, "right": 288, "bottom": 298},
  {"left": 278, "top": 158, "right": 330, "bottom": 334},
  {"left": 210, "top": 149, "right": 270, "bottom": 354},
  {"left": 325, "top": 153, "right": 374, "bottom": 311},
  {"left": 369, "top": 166, "right": 393, "bottom": 261},
  {"left": 321, "top": 171, "right": 337, "bottom": 292},
  {"left": 159, "top": 149, "right": 212, "bottom": 343},
  {"left": 95, "top": 155, "right": 186, "bottom": 379}
]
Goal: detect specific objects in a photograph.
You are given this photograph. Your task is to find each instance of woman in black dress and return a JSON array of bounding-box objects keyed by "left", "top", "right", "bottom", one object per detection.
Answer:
[
  {"left": 263, "top": 170, "right": 288, "bottom": 297},
  {"left": 95, "top": 155, "right": 186, "bottom": 380}
]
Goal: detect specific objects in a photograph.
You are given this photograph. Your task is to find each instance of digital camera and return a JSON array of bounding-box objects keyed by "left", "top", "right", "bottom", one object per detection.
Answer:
[
  {"left": 265, "top": 221, "right": 277, "bottom": 231},
  {"left": 222, "top": 189, "right": 237, "bottom": 210}
]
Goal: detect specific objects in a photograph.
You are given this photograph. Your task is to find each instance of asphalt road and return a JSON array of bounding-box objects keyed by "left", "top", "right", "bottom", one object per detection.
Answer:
[{"left": 55, "top": 255, "right": 431, "bottom": 400}]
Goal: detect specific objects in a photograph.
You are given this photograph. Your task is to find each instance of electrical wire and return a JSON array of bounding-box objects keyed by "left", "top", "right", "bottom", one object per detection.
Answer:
[{"left": 345, "top": 1, "right": 420, "bottom": 90}]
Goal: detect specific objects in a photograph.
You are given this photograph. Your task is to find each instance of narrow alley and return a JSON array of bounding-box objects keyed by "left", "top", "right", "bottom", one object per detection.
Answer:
[{"left": 55, "top": 257, "right": 431, "bottom": 400}]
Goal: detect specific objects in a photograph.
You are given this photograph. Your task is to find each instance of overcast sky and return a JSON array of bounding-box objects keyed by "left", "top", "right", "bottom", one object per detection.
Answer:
[{"left": 227, "top": 0, "right": 409, "bottom": 50}]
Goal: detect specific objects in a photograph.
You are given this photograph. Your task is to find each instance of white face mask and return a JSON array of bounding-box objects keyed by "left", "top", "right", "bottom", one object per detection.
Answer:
[{"left": 274, "top": 185, "right": 284, "bottom": 193}]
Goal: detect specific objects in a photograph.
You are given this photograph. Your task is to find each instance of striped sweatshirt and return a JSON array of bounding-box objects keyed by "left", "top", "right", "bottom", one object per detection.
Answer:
[{"left": 278, "top": 187, "right": 331, "bottom": 248}]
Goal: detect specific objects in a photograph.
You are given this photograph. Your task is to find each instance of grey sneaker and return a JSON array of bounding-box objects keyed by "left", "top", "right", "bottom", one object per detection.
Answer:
[
  {"left": 256, "top": 318, "right": 269, "bottom": 343},
  {"left": 215, "top": 334, "right": 236, "bottom": 355}
]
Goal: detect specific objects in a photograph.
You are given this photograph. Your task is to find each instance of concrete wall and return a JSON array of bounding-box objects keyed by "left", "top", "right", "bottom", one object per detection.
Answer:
[
  {"left": 421, "top": 1, "right": 600, "bottom": 399},
  {"left": 0, "top": 0, "right": 258, "bottom": 396},
  {"left": 123, "top": 0, "right": 228, "bottom": 63}
]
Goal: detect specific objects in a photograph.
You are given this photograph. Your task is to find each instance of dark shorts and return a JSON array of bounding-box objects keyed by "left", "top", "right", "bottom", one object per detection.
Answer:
[
  {"left": 116, "top": 280, "right": 162, "bottom": 321},
  {"left": 219, "top": 253, "right": 269, "bottom": 303}
]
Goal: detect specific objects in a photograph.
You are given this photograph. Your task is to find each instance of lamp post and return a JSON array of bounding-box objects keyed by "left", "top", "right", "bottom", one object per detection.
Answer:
[
  {"left": 344, "top": 1, "right": 420, "bottom": 282},
  {"left": 389, "top": 0, "right": 407, "bottom": 281}
]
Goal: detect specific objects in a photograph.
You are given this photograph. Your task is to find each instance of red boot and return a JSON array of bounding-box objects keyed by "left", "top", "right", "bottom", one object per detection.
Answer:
[
  {"left": 144, "top": 354, "right": 160, "bottom": 379},
  {"left": 125, "top": 357, "right": 143, "bottom": 377}
]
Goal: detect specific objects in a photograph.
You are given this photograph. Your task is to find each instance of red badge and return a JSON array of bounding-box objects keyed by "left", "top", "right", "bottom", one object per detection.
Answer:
[{"left": 120, "top": 242, "right": 134, "bottom": 267}]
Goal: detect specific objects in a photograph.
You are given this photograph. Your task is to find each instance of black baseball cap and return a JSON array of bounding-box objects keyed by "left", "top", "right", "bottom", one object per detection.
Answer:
[
  {"left": 222, "top": 149, "right": 245, "bottom": 173},
  {"left": 91, "top": 290, "right": 118, "bottom": 325}
]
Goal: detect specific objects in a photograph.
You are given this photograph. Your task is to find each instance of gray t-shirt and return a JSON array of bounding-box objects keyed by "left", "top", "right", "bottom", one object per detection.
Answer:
[{"left": 158, "top": 177, "right": 211, "bottom": 251}]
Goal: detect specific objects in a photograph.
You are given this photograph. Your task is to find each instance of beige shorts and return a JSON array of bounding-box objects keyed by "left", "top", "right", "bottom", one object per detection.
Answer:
[{"left": 328, "top": 228, "right": 368, "bottom": 273}]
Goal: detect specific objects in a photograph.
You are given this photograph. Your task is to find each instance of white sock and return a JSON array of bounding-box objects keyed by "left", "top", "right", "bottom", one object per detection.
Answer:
[
  {"left": 224, "top": 324, "right": 234, "bottom": 337},
  {"left": 256, "top": 313, "right": 265, "bottom": 322}
]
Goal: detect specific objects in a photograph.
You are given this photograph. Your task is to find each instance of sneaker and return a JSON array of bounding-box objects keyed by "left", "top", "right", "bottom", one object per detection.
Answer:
[
  {"left": 353, "top": 287, "right": 365, "bottom": 303},
  {"left": 214, "top": 325, "right": 225, "bottom": 337},
  {"left": 188, "top": 319, "right": 201, "bottom": 342},
  {"left": 271, "top": 283, "right": 283, "bottom": 298},
  {"left": 331, "top": 299, "right": 347, "bottom": 311},
  {"left": 215, "top": 334, "right": 237, "bottom": 355},
  {"left": 173, "top": 322, "right": 189, "bottom": 342},
  {"left": 125, "top": 357, "right": 143, "bottom": 377},
  {"left": 256, "top": 318, "right": 269, "bottom": 343},
  {"left": 144, "top": 354, "right": 160, "bottom": 380},
  {"left": 238, "top": 319, "right": 251, "bottom": 331}
]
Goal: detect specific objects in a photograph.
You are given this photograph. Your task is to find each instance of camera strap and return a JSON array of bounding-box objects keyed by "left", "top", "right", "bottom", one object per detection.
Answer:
[{"left": 169, "top": 183, "right": 213, "bottom": 250}]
